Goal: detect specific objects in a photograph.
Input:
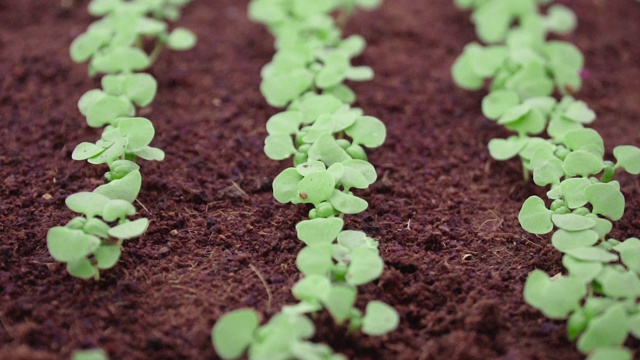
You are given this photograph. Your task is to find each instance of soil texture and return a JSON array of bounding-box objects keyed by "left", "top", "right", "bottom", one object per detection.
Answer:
[{"left": 1, "top": 0, "right": 640, "bottom": 359}]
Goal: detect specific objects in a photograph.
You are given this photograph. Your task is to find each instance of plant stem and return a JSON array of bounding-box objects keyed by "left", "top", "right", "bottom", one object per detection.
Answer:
[{"left": 149, "top": 40, "right": 166, "bottom": 65}]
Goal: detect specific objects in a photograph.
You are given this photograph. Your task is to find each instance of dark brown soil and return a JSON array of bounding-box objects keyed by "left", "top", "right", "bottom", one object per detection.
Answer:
[{"left": 1, "top": 0, "right": 639, "bottom": 359}]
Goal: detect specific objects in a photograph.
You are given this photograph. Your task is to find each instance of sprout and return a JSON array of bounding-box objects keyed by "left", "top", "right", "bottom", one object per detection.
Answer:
[
  {"left": 48, "top": 0, "right": 195, "bottom": 278},
  {"left": 454, "top": 0, "right": 640, "bottom": 356}
]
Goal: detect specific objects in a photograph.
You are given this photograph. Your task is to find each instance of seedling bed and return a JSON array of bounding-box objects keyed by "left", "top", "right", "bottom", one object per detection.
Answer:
[{"left": 1, "top": 0, "right": 639, "bottom": 359}]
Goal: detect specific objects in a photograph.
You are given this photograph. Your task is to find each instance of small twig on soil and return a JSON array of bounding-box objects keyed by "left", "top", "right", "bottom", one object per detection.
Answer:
[
  {"left": 0, "top": 316, "right": 12, "bottom": 337},
  {"left": 231, "top": 181, "right": 251, "bottom": 201},
  {"left": 249, "top": 264, "right": 273, "bottom": 312},
  {"left": 135, "top": 199, "right": 150, "bottom": 215}
]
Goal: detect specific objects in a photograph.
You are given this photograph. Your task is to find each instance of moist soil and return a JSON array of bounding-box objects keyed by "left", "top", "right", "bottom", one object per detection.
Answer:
[{"left": 1, "top": 0, "right": 640, "bottom": 359}]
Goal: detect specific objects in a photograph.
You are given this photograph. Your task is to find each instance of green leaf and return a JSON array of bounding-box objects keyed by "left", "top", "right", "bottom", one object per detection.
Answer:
[
  {"left": 518, "top": 196, "right": 553, "bottom": 234},
  {"left": 329, "top": 190, "right": 368, "bottom": 214},
  {"left": 487, "top": 136, "right": 526, "bottom": 160},
  {"left": 86, "top": 95, "right": 131, "bottom": 128},
  {"left": 345, "top": 66, "right": 374, "bottom": 81},
  {"left": 292, "top": 275, "right": 331, "bottom": 303},
  {"left": 471, "top": 45, "right": 509, "bottom": 77},
  {"left": 567, "top": 309, "right": 588, "bottom": 340},
  {"left": 629, "top": 312, "right": 640, "bottom": 338},
  {"left": 322, "top": 285, "right": 357, "bottom": 325},
  {"left": 67, "top": 258, "right": 97, "bottom": 279},
  {"left": 94, "top": 170, "right": 142, "bottom": 203},
  {"left": 66, "top": 192, "right": 111, "bottom": 218},
  {"left": 597, "top": 266, "right": 640, "bottom": 299},
  {"left": 307, "top": 134, "right": 351, "bottom": 165},
  {"left": 299, "top": 94, "right": 343, "bottom": 124},
  {"left": 613, "top": 145, "right": 640, "bottom": 174},
  {"left": 108, "top": 218, "right": 149, "bottom": 240},
  {"left": 551, "top": 214, "right": 596, "bottom": 231},
  {"left": 83, "top": 218, "right": 110, "bottom": 238},
  {"left": 296, "top": 244, "right": 333, "bottom": 276},
  {"left": 94, "top": 245, "right": 122, "bottom": 270},
  {"left": 261, "top": 69, "right": 313, "bottom": 107},
  {"left": 613, "top": 238, "right": 640, "bottom": 273},
  {"left": 117, "top": 117, "right": 155, "bottom": 152},
  {"left": 296, "top": 161, "right": 326, "bottom": 177},
  {"left": 72, "top": 142, "right": 106, "bottom": 161},
  {"left": 577, "top": 304, "right": 629, "bottom": 354},
  {"left": 545, "top": 5, "right": 577, "bottom": 35},
  {"left": 92, "top": 47, "right": 150, "bottom": 73},
  {"left": 563, "top": 101, "right": 596, "bottom": 124},
  {"left": 71, "top": 348, "right": 109, "bottom": 360},
  {"left": 451, "top": 49, "right": 484, "bottom": 90},
  {"left": 47, "top": 227, "right": 101, "bottom": 263},
  {"left": 362, "top": 301, "right": 399, "bottom": 336},
  {"left": 133, "top": 146, "right": 165, "bottom": 161},
  {"left": 551, "top": 229, "right": 599, "bottom": 252},
  {"left": 345, "top": 116, "right": 386, "bottom": 148},
  {"left": 481, "top": 90, "right": 520, "bottom": 120},
  {"left": 273, "top": 168, "right": 303, "bottom": 203},
  {"left": 266, "top": 111, "right": 303, "bottom": 135},
  {"left": 338, "top": 230, "right": 377, "bottom": 250},
  {"left": 87, "top": 135, "right": 128, "bottom": 165},
  {"left": 564, "top": 128, "right": 604, "bottom": 155},
  {"left": 562, "top": 255, "right": 603, "bottom": 283},
  {"left": 70, "top": 31, "right": 106, "bottom": 62},
  {"left": 585, "top": 214, "right": 613, "bottom": 240},
  {"left": 102, "top": 199, "right": 136, "bottom": 222},
  {"left": 167, "top": 27, "right": 197, "bottom": 50},
  {"left": 560, "top": 178, "right": 591, "bottom": 208},
  {"left": 586, "top": 347, "right": 632, "bottom": 360},
  {"left": 497, "top": 103, "right": 530, "bottom": 125},
  {"left": 563, "top": 150, "right": 604, "bottom": 177},
  {"left": 297, "top": 171, "right": 335, "bottom": 205},
  {"left": 296, "top": 217, "right": 344, "bottom": 246},
  {"left": 212, "top": 309, "right": 260, "bottom": 360},
  {"left": 533, "top": 158, "right": 564, "bottom": 186},
  {"left": 585, "top": 182, "right": 625, "bottom": 221},
  {"left": 264, "top": 134, "right": 296, "bottom": 160},
  {"left": 524, "top": 271, "right": 586, "bottom": 319},
  {"left": 346, "top": 248, "right": 383, "bottom": 285},
  {"left": 121, "top": 73, "right": 157, "bottom": 107},
  {"left": 565, "top": 247, "right": 618, "bottom": 263}
]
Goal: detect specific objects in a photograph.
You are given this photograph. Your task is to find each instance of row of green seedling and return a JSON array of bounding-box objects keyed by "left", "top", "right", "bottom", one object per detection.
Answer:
[
  {"left": 47, "top": 0, "right": 196, "bottom": 280},
  {"left": 453, "top": 0, "right": 640, "bottom": 359},
  {"left": 211, "top": 0, "right": 399, "bottom": 359}
]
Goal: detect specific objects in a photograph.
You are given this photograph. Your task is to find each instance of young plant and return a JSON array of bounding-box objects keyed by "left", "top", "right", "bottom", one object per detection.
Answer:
[
  {"left": 47, "top": 0, "right": 196, "bottom": 279},
  {"left": 212, "top": 1, "right": 399, "bottom": 358},
  {"left": 453, "top": 1, "right": 640, "bottom": 358}
]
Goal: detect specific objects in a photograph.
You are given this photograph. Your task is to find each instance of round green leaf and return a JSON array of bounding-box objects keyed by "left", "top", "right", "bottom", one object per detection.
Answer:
[
  {"left": 329, "top": 190, "right": 368, "bottom": 214},
  {"left": 518, "top": 196, "right": 553, "bottom": 234},
  {"left": 585, "top": 182, "right": 625, "bottom": 221},
  {"left": 273, "top": 168, "right": 303, "bottom": 203},
  {"left": 261, "top": 69, "right": 313, "bottom": 107},
  {"left": 586, "top": 347, "right": 632, "bottom": 360},
  {"left": 451, "top": 50, "right": 483, "bottom": 90},
  {"left": 108, "top": 218, "right": 149, "bottom": 240},
  {"left": 551, "top": 229, "right": 599, "bottom": 252},
  {"left": 292, "top": 275, "right": 331, "bottom": 302},
  {"left": 307, "top": 134, "right": 351, "bottom": 165},
  {"left": 577, "top": 304, "right": 629, "bottom": 353},
  {"left": 487, "top": 136, "right": 526, "bottom": 160},
  {"left": 565, "top": 247, "right": 618, "bottom": 263},
  {"left": 560, "top": 178, "right": 591, "bottom": 209},
  {"left": 562, "top": 255, "right": 603, "bottom": 283},
  {"left": 86, "top": 95, "right": 131, "bottom": 128},
  {"left": 551, "top": 214, "right": 596, "bottom": 231},
  {"left": 66, "top": 192, "right": 111, "bottom": 218},
  {"left": 212, "top": 309, "right": 260, "bottom": 360},
  {"left": 613, "top": 145, "right": 640, "bottom": 174},
  {"left": 345, "top": 116, "right": 386, "bottom": 148},
  {"left": 524, "top": 270, "right": 586, "bottom": 319},
  {"left": 346, "top": 248, "right": 383, "bottom": 285},
  {"left": 94, "top": 245, "right": 122, "bottom": 270},
  {"left": 563, "top": 150, "right": 604, "bottom": 177},
  {"left": 266, "top": 111, "right": 303, "bottom": 135},
  {"left": 122, "top": 73, "right": 157, "bottom": 107},
  {"left": 47, "top": 227, "right": 101, "bottom": 263},
  {"left": 264, "top": 134, "right": 296, "bottom": 160},
  {"left": 481, "top": 90, "right": 520, "bottom": 120},
  {"left": 362, "top": 301, "right": 399, "bottom": 336},
  {"left": 296, "top": 217, "right": 344, "bottom": 246},
  {"left": 297, "top": 171, "right": 335, "bottom": 205},
  {"left": 296, "top": 244, "right": 333, "bottom": 276},
  {"left": 92, "top": 47, "right": 150, "bottom": 73},
  {"left": 322, "top": 285, "right": 357, "bottom": 325},
  {"left": 67, "top": 258, "right": 97, "bottom": 279},
  {"left": 102, "top": 199, "right": 136, "bottom": 222},
  {"left": 596, "top": 267, "right": 640, "bottom": 299},
  {"left": 167, "top": 27, "right": 197, "bottom": 50},
  {"left": 117, "top": 117, "right": 155, "bottom": 152},
  {"left": 94, "top": 170, "right": 142, "bottom": 203}
]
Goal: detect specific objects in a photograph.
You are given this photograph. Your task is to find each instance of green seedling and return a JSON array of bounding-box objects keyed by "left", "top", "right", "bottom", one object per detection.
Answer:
[
  {"left": 455, "top": 0, "right": 640, "bottom": 357},
  {"left": 48, "top": 0, "right": 195, "bottom": 278},
  {"left": 213, "top": 1, "right": 397, "bottom": 358},
  {"left": 71, "top": 348, "right": 109, "bottom": 360}
]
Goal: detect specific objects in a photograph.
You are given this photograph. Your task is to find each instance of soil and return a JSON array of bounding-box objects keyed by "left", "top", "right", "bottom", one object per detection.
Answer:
[{"left": 1, "top": 0, "right": 640, "bottom": 359}]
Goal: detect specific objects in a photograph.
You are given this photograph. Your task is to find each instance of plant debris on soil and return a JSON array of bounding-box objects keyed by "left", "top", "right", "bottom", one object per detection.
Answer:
[{"left": 1, "top": 0, "right": 639, "bottom": 359}]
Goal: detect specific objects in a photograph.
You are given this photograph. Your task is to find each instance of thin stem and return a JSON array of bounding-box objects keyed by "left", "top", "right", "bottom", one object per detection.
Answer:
[{"left": 149, "top": 40, "right": 166, "bottom": 65}]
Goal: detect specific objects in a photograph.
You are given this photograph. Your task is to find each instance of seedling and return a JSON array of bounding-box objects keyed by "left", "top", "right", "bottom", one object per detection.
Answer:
[
  {"left": 213, "top": 1, "right": 398, "bottom": 358},
  {"left": 454, "top": 1, "right": 640, "bottom": 357},
  {"left": 47, "top": 0, "right": 195, "bottom": 278}
]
